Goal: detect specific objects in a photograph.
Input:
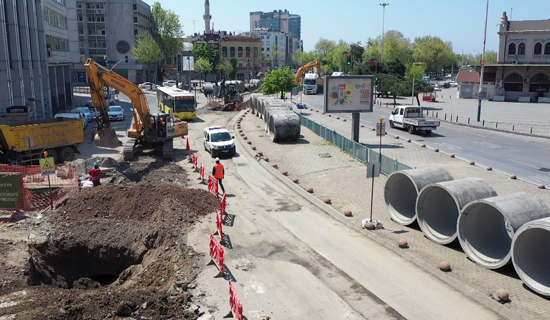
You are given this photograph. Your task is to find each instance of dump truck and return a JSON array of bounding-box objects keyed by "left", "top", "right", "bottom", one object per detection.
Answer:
[{"left": 0, "top": 118, "right": 84, "bottom": 164}]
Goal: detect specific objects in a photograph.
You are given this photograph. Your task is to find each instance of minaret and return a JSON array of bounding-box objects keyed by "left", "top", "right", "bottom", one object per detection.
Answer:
[{"left": 203, "top": 0, "right": 212, "bottom": 33}]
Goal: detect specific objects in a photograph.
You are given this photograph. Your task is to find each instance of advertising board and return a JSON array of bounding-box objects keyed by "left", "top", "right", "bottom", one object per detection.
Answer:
[{"left": 324, "top": 76, "right": 374, "bottom": 113}]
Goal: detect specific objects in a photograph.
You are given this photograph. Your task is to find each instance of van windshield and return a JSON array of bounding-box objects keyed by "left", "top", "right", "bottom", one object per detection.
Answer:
[{"left": 211, "top": 132, "right": 232, "bottom": 142}]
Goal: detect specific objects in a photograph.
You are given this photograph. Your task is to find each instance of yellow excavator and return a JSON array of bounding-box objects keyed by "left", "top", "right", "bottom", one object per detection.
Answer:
[
  {"left": 84, "top": 58, "right": 188, "bottom": 161},
  {"left": 294, "top": 59, "right": 324, "bottom": 94}
]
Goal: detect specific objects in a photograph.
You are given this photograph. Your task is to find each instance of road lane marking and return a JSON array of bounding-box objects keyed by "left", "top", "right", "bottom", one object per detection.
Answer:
[
  {"left": 472, "top": 141, "right": 501, "bottom": 149},
  {"left": 440, "top": 125, "right": 486, "bottom": 137},
  {"left": 434, "top": 142, "right": 462, "bottom": 150},
  {"left": 507, "top": 158, "right": 541, "bottom": 169}
]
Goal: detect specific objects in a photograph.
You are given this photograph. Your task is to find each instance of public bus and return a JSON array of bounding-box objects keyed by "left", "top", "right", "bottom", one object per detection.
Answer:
[{"left": 156, "top": 86, "right": 197, "bottom": 120}]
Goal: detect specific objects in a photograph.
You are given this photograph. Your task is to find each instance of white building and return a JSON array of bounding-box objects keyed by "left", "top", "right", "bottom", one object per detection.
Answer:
[{"left": 250, "top": 28, "right": 302, "bottom": 69}]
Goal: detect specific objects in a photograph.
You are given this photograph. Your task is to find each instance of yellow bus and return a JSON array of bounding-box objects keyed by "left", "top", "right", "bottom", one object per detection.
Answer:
[{"left": 156, "top": 86, "right": 197, "bottom": 120}]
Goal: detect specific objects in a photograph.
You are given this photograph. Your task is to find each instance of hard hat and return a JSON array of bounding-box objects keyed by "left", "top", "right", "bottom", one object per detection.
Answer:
[
  {"left": 94, "top": 162, "right": 99, "bottom": 168},
  {"left": 215, "top": 157, "right": 220, "bottom": 163}
]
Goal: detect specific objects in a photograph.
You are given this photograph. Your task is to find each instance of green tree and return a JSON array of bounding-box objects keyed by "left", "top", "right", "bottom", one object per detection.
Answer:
[
  {"left": 412, "top": 36, "right": 455, "bottom": 74},
  {"left": 229, "top": 57, "right": 238, "bottom": 79},
  {"left": 132, "top": 32, "right": 163, "bottom": 83},
  {"left": 217, "top": 59, "right": 233, "bottom": 80},
  {"left": 475, "top": 50, "right": 497, "bottom": 65},
  {"left": 194, "top": 57, "right": 212, "bottom": 80},
  {"left": 192, "top": 43, "right": 220, "bottom": 71},
  {"left": 261, "top": 67, "right": 297, "bottom": 98},
  {"left": 293, "top": 49, "right": 315, "bottom": 67},
  {"left": 326, "top": 40, "right": 349, "bottom": 73},
  {"left": 313, "top": 38, "right": 336, "bottom": 63},
  {"left": 151, "top": 2, "right": 184, "bottom": 61},
  {"left": 398, "top": 65, "right": 433, "bottom": 106}
]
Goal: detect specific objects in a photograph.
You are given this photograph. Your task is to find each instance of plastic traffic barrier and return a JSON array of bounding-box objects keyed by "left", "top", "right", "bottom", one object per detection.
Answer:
[
  {"left": 192, "top": 153, "right": 198, "bottom": 169},
  {"left": 221, "top": 192, "right": 227, "bottom": 214},
  {"left": 215, "top": 209, "right": 224, "bottom": 243},
  {"left": 228, "top": 280, "right": 243, "bottom": 320},
  {"left": 208, "top": 175, "right": 219, "bottom": 197},
  {"left": 209, "top": 234, "right": 224, "bottom": 276},
  {"left": 200, "top": 163, "right": 205, "bottom": 182}
]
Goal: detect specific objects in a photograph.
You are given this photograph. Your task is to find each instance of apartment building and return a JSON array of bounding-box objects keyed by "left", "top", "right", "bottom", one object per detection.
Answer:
[{"left": 219, "top": 36, "right": 262, "bottom": 81}]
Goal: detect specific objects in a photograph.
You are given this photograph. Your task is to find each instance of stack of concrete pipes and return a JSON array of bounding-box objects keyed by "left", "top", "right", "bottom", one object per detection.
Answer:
[
  {"left": 384, "top": 167, "right": 550, "bottom": 297},
  {"left": 250, "top": 95, "right": 300, "bottom": 142}
]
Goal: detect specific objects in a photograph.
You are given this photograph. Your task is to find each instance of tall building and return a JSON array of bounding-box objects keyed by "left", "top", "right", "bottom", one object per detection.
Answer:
[
  {"left": 72, "top": 0, "right": 151, "bottom": 85},
  {"left": 249, "top": 10, "right": 301, "bottom": 40},
  {"left": 250, "top": 28, "right": 302, "bottom": 69},
  {"left": 0, "top": 0, "right": 80, "bottom": 120}
]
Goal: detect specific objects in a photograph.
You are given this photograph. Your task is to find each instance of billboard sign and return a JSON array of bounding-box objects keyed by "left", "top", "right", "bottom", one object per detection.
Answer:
[
  {"left": 182, "top": 56, "right": 195, "bottom": 71},
  {"left": 324, "top": 76, "right": 374, "bottom": 113},
  {"left": 0, "top": 173, "right": 23, "bottom": 209}
]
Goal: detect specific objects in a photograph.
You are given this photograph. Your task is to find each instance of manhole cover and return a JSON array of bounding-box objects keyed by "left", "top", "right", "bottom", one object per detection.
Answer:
[
  {"left": 318, "top": 153, "right": 331, "bottom": 158},
  {"left": 539, "top": 168, "right": 550, "bottom": 172}
]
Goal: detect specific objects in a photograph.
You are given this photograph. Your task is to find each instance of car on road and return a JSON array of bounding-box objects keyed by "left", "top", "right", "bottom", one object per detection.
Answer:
[
  {"left": 71, "top": 107, "right": 93, "bottom": 123},
  {"left": 139, "top": 82, "right": 157, "bottom": 90},
  {"left": 107, "top": 105, "right": 124, "bottom": 121},
  {"left": 55, "top": 112, "right": 87, "bottom": 128},
  {"left": 162, "top": 80, "right": 177, "bottom": 87},
  {"left": 203, "top": 126, "right": 236, "bottom": 158}
]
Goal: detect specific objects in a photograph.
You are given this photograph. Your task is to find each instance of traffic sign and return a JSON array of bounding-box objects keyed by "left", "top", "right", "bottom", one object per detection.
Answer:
[
  {"left": 40, "top": 157, "right": 56, "bottom": 176},
  {"left": 376, "top": 122, "right": 386, "bottom": 136}
]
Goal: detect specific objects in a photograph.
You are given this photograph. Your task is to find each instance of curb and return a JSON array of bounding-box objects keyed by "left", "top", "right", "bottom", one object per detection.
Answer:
[{"left": 234, "top": 111, "right": 525, "bottom": 320}]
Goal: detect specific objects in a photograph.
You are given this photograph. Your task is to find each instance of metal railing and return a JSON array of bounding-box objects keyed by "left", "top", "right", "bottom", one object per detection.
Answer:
[{"left": 299, "top": 115, "right": 413, "bottom": 175}]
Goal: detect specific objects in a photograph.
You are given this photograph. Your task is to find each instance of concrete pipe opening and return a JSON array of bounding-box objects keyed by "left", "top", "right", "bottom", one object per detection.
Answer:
[
  {"left": 416, "top": 178, "right": 497, "bottom": 245},
  {"left": 512, "top": 217, "right": 550, "bottom": 296},
  {"left": 459, "top": 193, "right": 550, "bottom": 269},
  {"left": 384, "top": 167, "right": 454, "bottom": 226},
  {"left": 268, "top": 111, "right": 300, "bottom": 142}
]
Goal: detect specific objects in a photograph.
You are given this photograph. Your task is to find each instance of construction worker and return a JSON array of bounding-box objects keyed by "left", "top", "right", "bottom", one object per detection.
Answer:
[
  {"left": 212, "top": 157, "right": 225, "bottom": 194},
  {"left": 88, "top": 163, "right": 102, "bottom": 187}
]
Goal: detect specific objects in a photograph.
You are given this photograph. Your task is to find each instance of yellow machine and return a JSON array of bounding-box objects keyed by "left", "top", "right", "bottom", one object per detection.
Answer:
[
  {"left": 84, "top": 58, "right": 188, "bottom": 161},
  {"left": 294, "top": 60, "right": 324, "bottom": 93}
]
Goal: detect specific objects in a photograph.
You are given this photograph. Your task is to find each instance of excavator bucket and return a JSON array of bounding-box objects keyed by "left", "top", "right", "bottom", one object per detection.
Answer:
[{"left": 94, "top": 127, "right": 122, "bottom": 148}]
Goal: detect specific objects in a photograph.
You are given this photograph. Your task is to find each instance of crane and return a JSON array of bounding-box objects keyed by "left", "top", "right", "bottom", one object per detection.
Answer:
[{"left": 84, "top": 58, "right": 188, "bottom": 161}]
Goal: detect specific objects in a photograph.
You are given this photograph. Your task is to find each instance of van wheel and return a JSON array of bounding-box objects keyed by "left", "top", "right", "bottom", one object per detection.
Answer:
[
  {"left": 389, "top": 121, "right": 395, "bottom": 128},
  {"left": 59, "top": 147, "right": 75, "bottom": 162},
  {"left": 408, "top": 125, "right": 415, "bottom": 134}
]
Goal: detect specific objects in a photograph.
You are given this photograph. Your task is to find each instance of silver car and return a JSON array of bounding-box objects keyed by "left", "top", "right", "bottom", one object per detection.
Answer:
[{"left": 107, "top": 105, "right": 124, "bottom": 121}]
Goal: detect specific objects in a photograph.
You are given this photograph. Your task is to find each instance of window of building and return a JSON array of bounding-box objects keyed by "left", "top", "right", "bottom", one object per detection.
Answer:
[
  {"left": 238, "top": 46, "right": 243, "bottom": 57},
  {"left": 246, "top": 47, "right": 251, "bottom": 57},
  {"left": 238, "top": 63, "right": 242, "bottom": 68},
  {"left": 44, "top": 8, "right": 68, "bottom": 29},
  {"left": 230, "top": 47, "right": 235, "bottom": 57},
  {"left": 134, "top": 17, "right": 138, "bottom": 23},
  {"left": 54, "top": 0, "right": 66, "bottom": 5},
  {"left": 504, "top": 72, "right": 523, "bottom": 92},
  {"left": 133, "top": 4, "right": 137, "bottom": 10},
  {"left": 76, "top": 2, "right": 82, "bottom": 9},
  {"left": 134, "top": 30, "right": 138, "bottom": 36},
  {"left": 518, "top": 43, "right": 526, "bottom": 55},
  {"left": 508, "top": 43, "right": 516, "bottom": 55},
  {"left": 78, "top": 28, "right": 84, "bottom": 35},
  {"left": 545, "top": 43, "right": 550, "bottom": 55},
  {"left": 46, "top": 35, "right": 69, "bottom": 51},
  {"left": 222, "top": 46, "right": 228, "bottom": 57},
  {"left": 534, "top": 43, "right": 542, "bottom": 55},
  {"left": 77, "top": 14, "right": 82, "bottom": 21}
]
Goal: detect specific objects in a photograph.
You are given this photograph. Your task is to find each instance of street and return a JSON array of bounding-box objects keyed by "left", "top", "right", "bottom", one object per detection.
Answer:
[{"left": 299, "top": 93, "right": 550, "bottom": 186}]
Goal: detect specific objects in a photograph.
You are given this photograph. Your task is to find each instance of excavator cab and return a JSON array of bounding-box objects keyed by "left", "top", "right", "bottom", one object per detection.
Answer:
[{"left": 144, "top": 114, "right": 170, "bottom": 141}]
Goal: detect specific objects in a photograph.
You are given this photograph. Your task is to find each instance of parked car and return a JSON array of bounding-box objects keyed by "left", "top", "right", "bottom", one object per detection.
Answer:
[
  {"left": 55, "top": 112, "right": 87, "bottom": 128},
  {"left": 163, "top": 80, "right": 177, "bottom": 87},
  {"left": 107, "top": 105, "right": 124, "bottom": 121},
  {"left": 139, "top": 82, "right": 157, "bottom": 90},
  {"left": 71, "top": 107, "right": 92, "bottom": 123}
]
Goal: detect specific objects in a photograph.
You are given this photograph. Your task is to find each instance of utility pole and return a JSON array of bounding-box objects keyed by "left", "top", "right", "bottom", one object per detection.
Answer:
[
  {"left": 380, "top": 3, "right": 389, "bottom": 63},
  {"left": 477, "top": 0, "right": 489, "bottom": 122}
]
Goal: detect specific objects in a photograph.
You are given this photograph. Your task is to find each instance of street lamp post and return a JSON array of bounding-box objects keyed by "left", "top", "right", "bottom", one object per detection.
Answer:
[
  {"left": 477, "top": 0, "right": 489, "bottom": 122},
  {"left": 380, "top": 3, "right": 389, "bottom": 63}
]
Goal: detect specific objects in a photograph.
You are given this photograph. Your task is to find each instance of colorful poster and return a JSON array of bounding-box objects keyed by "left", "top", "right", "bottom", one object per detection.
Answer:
[{"left": 324, "top": 76, "right": 374, "bottom": 113}]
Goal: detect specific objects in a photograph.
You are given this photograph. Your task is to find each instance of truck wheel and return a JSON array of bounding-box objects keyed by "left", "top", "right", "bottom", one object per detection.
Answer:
[
  {"left": 389, "top": 121, "right": 395, "bottom": 128},
  {"left": 408, "top": 125, "right": 415, "bottom": 134},
  {"left": 46, "top": 149, "right": 59, "bottom": 164},
  {"left": 59, "top": 147, "right": 75, "bottom": 162},
  {"left": 425, "top": 130, "right": 432, "bottom": 135}
]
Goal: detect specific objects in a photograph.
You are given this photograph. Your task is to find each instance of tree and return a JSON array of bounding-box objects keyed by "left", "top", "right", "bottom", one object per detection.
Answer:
[
  {"left": 192, "top": 43, "right": 220, "bottom": 71},
  {"left": 313, "top": 38, "right": 336, "bottom": 62},
  {"left": 217, "top": 59, "right": 233, "bottom": 80},
  {"left": 476, "top": 50, "right": 497, "bottom": 65},
  {"left": 132, "top": 32, "right": 163, "bottom": 83},
  {"left": 412, "top": 36, "right": 455, "bottom": 75},
  {"left": 229, "top": 57, "right": 238, "bottom": 80},
  {"left": 398, "top": 65, "right": 434, "bottom": 106},
  {"left": 151, "top": 2, "right": 184, "bottom": 61},
  {"left": 293, "top": 49, "right": 315, "bottom": 67},
  {"left": 260, "top": 67, "right": 297, "bottom": 98},
  {"left": 194, "top": 57, "right": 212, "bottom": 80}
]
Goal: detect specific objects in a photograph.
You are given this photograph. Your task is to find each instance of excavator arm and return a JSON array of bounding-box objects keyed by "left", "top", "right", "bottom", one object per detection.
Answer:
[
  {"left": 294, "top": 60, "right": 322, "bottom": 85},
  {"left": 84, "top": 58, "right": 150, "bottom": 146}
]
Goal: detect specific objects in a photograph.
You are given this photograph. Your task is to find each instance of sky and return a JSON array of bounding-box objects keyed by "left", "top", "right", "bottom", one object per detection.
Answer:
[{"left": 143, "top": 0, "right": 550, "bottom": 54}]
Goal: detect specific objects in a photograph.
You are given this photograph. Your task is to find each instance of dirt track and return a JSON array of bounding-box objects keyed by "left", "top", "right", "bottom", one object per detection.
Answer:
[{"left": 0, "top": 156, "right": 219, "bottom": 319}]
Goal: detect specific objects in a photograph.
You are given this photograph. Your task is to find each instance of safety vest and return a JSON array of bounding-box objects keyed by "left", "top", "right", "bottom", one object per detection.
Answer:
[
  {"left": 89, "top": 168, "right": 101, "bottom": 182},
  {"left": 214, "top": 163, "right": 224, "bottom": 179}
]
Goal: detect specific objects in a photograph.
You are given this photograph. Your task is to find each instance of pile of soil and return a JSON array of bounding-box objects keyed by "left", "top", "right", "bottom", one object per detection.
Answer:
[{"left": 0, "top": 180, "right": 220, "bottom": 319}]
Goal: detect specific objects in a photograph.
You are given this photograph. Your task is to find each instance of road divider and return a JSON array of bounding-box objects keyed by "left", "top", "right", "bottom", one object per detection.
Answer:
[
  {"left": 209, "top": 234, "right": 225, "bottom": 276},
  {"left": 228, "top": 280, "right": 244, "bottom": 320},
  {"left": 208, "top": 175, "right": 219, "bottom": 197}
]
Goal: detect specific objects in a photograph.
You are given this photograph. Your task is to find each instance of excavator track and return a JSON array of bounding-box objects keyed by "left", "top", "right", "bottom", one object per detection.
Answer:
[
  {"left": 162, "top": 139, "right": 174, "bottom": 161},
  {"left": 123, "top": 138, "right": 137, "bottom": 161}
]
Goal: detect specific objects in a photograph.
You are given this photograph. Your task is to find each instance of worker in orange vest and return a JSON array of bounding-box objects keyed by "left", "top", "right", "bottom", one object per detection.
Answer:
[{"left": 212, "top": 157, "right": 225, "bottom": 194}]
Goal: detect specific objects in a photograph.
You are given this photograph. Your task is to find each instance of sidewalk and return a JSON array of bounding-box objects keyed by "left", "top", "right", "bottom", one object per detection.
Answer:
[
  {"left": 375, "top": 88, "right": 550, "bottom": 137},
  {"left": 236, "top": 103, "right": 550, "bottom": 320}
]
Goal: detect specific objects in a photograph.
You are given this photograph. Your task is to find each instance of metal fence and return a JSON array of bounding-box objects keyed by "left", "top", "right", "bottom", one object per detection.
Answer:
[{"left": 299, "top": 115, "right": 413, "bottom": 175}]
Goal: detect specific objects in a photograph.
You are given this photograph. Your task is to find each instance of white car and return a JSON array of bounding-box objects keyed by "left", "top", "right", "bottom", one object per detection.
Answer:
[
  {"left": 107, "top": 105, "right": 124, "bottom": 121},
  {"left": 203, "top": 126, "right": 236, "bottom": 158},
  {"left": 71, "top": 107, "right": 92, "bottom": 123},
  {"left": 139, "top": 82, "right": 157, "bottom": 90},
  {"left": 163, "top": 80, "right": 177, "bottom": 87},
  {"left": 55, "top": 112, "right": 87, "bottom": 128}
]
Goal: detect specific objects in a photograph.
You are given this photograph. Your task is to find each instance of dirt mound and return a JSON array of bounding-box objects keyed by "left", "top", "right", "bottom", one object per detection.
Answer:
[
  {"left": 54, "top": 182, "right": 218, "bottom": 224},
  {"left": 108, "top": 156, "right": 189, "bottom": 187}
]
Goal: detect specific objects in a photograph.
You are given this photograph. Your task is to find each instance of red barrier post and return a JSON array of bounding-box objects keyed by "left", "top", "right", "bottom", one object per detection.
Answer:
[
  {"left": 215, "top": 209, "right": 224, "bottom": 243},
  {"left": 192, "top": 153, "right": 198, "bottom": 170},
  {"left": 209, "top": 234, "right": 225, "bottom": 276},
  {"left": 208, "top": 175, "right": 219, "bottom": 197},
  {"left": 200, "top": 163, "right": 205, "bottom": 183},
  {"left": 221, "top": 192, "right": 226, "bottom": 214},
  {"left": 228, "top": 280, "right": 244, "bottom": 320}
]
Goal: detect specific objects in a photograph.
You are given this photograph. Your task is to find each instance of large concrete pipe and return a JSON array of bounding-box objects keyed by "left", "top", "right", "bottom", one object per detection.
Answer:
[
  {"left": 202, "top": 83, "right": 214, "bottom": 95},
  {"left": 257, "top": 97, "right": 275, "bottom": 119},
  {"left": 512, "top": 217, "right": 550, "bottom": 296},
  {"left": 384, "top": 167, "right": 454, "bottom": 226},
  {"left": 250, "top": 94, "right": 262, "bottom": 115},
  {"left": 268, "top": 111, "right": 301, "bottom": 142},
  {"left": 416, "top": 178, "right": 497, "bottom": 245},
  {"left": 458, "top": 193, "right": 550, "bottom": 270},
  {"left": 263, "top": 104, "right": 293, "bottom": 132}
]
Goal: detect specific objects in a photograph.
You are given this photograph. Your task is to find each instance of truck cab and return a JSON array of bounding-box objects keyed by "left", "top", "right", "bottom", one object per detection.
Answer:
[
  {"left": 303, "top": 73, "right": 319, "bottom": 95},
  {"left": 389, "top": 106, "right": 440, "bottom": 135}
]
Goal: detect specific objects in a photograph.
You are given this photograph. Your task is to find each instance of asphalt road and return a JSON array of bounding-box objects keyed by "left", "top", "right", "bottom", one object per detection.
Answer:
[{"left": 300, "top": 94, "right": 550, "bottom": 186}]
